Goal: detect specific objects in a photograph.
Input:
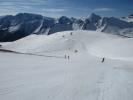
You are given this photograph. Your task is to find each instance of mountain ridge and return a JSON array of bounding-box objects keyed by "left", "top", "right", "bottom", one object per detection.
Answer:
[{"left": 0, "top": 13, "right": 133, "bottom": 42}]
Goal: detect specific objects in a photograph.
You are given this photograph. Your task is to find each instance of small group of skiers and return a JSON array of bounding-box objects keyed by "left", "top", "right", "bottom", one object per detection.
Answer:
[
  {"left": 64, "top": 49, "right": 78, "bottom": 60},
  {"left": 62, "top": 32, "right": 106, "bottom": 63},
  {"left": 62, "top": 32, "right": 74, "bottom": 60},
  {"left": 62, "top": 32, "right": 73, "bottom": 38},
  {"left": 64, "top": 54, "right": 70, "bottom": 60}
]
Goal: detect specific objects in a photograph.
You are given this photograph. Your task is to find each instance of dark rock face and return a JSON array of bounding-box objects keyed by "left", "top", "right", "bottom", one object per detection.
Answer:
[
  {"left": 0, "top": 13, "right": 133, "bottom": 42},
  {"left": 0, "top": 13, "right": 44, "bottom": 41},
  {"left": 129, "top": 14, "right": 133, "bottom": 17}
]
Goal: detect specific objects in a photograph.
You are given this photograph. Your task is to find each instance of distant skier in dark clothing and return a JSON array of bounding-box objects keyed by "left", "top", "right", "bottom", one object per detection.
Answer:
[
  {"left": 101, "top": 57, "right": 105, "bottom": 63},
  {"left": 68, "top": 55, "right": 70, "bottom": 60},
  {"left": 74, "top": 50, "right": 78, "bottom": 53},
  {"left": 70, "top": 32, "right": 73, "bottom": 35}
]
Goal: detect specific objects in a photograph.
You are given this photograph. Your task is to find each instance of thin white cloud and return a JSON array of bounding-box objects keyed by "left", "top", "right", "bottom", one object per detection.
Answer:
[
  {"left": 0, "top": 0, "right": 48, "bottom": 6},
  {"left": 0, "top": 2, "right": 15, "bottom": 6},
  {"left": 0, "top": 7, "right": 19, "bottom": 15},
  {"left": 93, "top": 8, "right": 115, "bottom": 12},
  {"left": 43, "top": 8, "right": 68, "bottom": 12},
  {"left": 29, "top": 0, "right": 48, "bottom": 2}
]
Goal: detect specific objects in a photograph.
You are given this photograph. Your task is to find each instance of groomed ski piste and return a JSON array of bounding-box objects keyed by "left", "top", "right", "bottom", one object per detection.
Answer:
[{"left": 0, "top": 30, "right": 133, "bottom": 100}]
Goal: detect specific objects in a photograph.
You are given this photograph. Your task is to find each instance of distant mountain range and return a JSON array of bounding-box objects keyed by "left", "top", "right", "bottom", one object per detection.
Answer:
[{"left": 0, "top": 13, "right": 133, "bottom": 42}]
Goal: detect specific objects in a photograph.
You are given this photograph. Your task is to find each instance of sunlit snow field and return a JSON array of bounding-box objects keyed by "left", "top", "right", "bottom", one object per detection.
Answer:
[{"left": 0, "top": 30, "right": 133, "bottom": 100}]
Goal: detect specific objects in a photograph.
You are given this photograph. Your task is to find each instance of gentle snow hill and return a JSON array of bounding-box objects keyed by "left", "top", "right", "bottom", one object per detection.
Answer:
[
  {"left": 88, "top": 38, "right": 133, "bottom": 61},
  {"left": 1, "top": 30, "right": 133, "bottom": 100},
  {"left": 1, "top": 30, "right": 114, "bottom": 53},
  {"left": 2, "top": 30, "right": 133, "bottom": 61}
]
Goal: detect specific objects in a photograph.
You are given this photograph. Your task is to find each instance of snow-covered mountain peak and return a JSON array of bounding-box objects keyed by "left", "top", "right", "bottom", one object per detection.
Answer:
[
  {"left": 89, "top": 13, "right": 101, "bottom": 22},
  {"left": 58, "top": 16, "right": 72, "bottom": 24},
  {"left": 0, "top": 13, "right": 133, "bottom": 42}
]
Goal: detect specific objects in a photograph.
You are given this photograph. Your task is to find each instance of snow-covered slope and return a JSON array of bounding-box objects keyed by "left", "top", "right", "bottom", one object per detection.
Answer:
[
  {"left": 88, "top": 38, "right": 133, "bottom": 61},
  {"left": 2, "top": 30, "right": 133, "bottom": 61},
  {"left": 1, "top": 45, "right": 133, "bottom": 100},
  {"left": 1, "top": 30, "right": 110, "bottom": 53},
  {"left": 1, "top": 30, "right": 133, "bottom": 100},
  {"left": 121, "top": 14, "right": 133, "bottom": 22},
  {"left": 122, "top": 17, "right": 133, "bottom": 22}
]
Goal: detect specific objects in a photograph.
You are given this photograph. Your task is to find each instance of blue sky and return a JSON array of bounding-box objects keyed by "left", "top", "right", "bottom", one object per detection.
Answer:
[{"left": 0, "top": 0, "right": 132, "bottom": 18}]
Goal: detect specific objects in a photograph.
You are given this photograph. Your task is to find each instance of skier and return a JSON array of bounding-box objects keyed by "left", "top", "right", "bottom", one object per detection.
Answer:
[
  {"left": 70, "top": 32, "right": 73, "bottom": 35},
  {"left": 101, "top": 57, "right": 105, "bottom": 63},
  {"left": 68, "top": 55, "right": 70, "bottom": 60},
  {"left": 74, "top": 50, "right": 78, "bottom": 53}
]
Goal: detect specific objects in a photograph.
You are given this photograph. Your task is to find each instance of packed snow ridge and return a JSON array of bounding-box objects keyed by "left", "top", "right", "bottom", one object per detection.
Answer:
[{"left": 2, "top": 30, "right": 133, "bottom": 61}]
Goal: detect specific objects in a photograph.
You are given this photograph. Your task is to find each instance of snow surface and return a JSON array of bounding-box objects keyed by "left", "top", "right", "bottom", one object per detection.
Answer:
[
  {"left": 121, "top": 17, "right": 133, "bottom": 22},
  {"left": 1, "top": 30, "right": 133, "bottom": 100},
  {"left": 2, "top": 30, "right": 133, "bottom": 61},
  {"left": 9, "top": 25, "right": 21, "bottom": 33},
  {"left": 33, "top": 18, "right": 44, "bottom": 34}
]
